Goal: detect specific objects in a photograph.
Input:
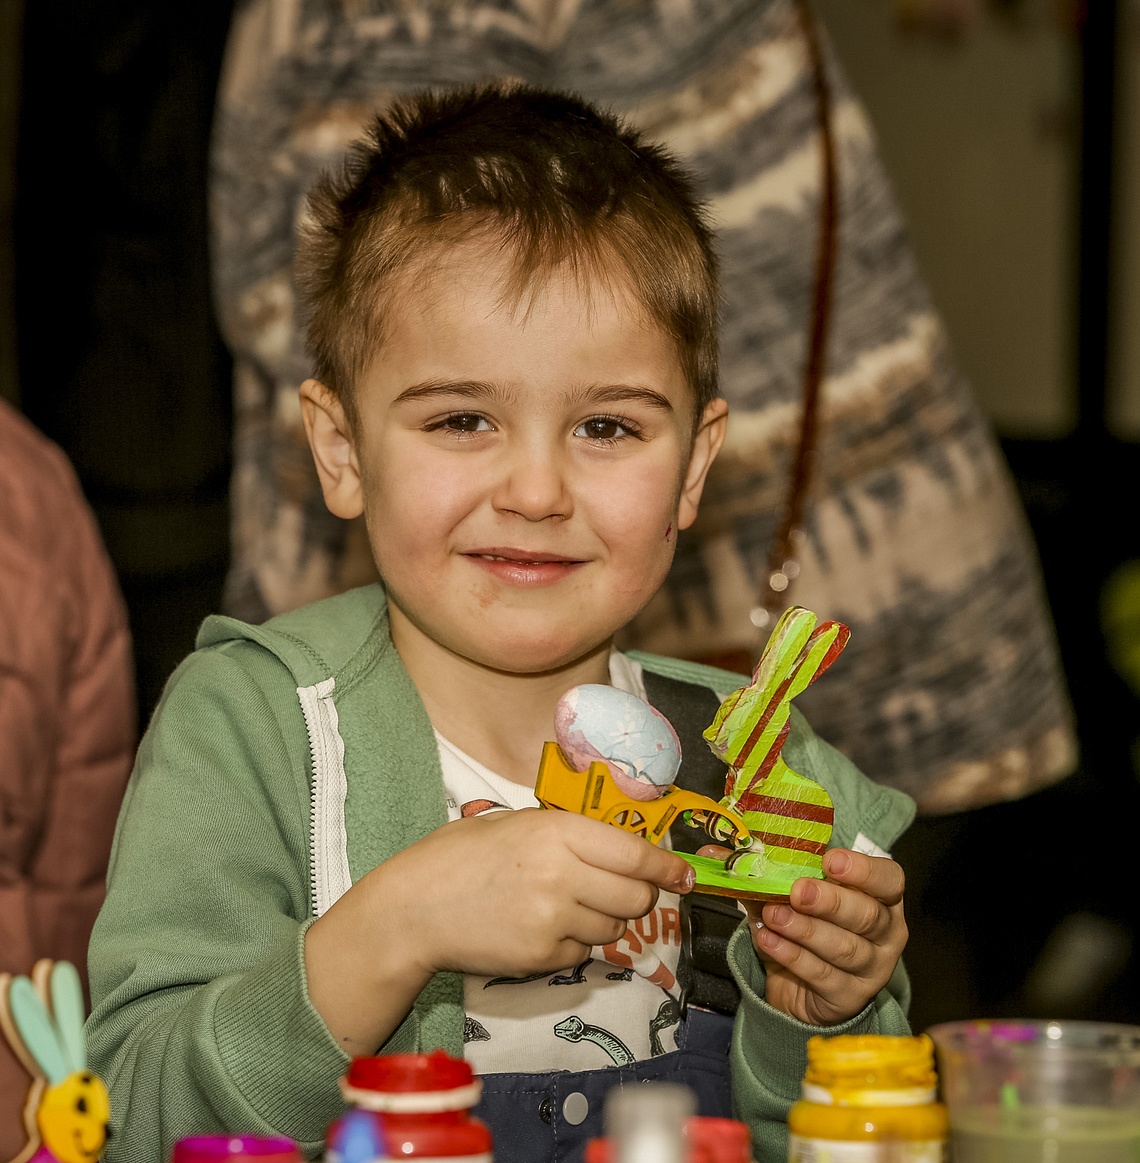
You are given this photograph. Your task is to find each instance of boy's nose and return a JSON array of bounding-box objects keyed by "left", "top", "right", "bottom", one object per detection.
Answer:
[{"left": 492, "top": 447, "right": 573, "bottom": 522}]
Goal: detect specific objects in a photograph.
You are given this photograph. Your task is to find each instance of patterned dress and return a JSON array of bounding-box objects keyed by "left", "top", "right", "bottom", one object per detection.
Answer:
[{"left": 209, "top": 0, "right": 1075, "bottom": 812}]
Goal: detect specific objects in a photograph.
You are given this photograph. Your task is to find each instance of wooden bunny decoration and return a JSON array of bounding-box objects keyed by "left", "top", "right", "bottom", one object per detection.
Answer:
[{"left": 0, "top": 961, "right": 110, "bottom": 1163}]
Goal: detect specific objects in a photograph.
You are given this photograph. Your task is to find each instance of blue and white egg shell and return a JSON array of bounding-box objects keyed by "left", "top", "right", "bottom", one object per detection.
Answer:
[{"left": 554, "top": 684, "right": 682, "bottom": 802}]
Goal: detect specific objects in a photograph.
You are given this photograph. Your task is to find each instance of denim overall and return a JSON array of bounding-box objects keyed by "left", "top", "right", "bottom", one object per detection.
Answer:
[
  {"left": 475, "top": 674, "right": 743, "bottom": 1163},
  {"left": 473, "top": 1007, "right": 734, "bottom": 1163}
]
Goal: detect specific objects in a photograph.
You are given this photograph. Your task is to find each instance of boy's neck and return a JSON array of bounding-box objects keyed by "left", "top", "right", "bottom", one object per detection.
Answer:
[{"left": 388, "top": 604, "right": 612, "bottom": 786}]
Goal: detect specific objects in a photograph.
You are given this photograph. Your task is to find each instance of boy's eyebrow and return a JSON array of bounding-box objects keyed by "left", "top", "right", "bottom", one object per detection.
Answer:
[
  {"left": 392, "top": 380, "right": 675, "bottom": 412},
  {"left": 392, "top": 379, "right": 505, "bottom": 406},
  {"left": 571, "top": 384, "right": 675, "bottom": 413}
]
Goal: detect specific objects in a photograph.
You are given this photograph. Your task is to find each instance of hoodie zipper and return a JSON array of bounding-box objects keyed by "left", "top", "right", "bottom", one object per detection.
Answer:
[{"left": 298, "top": 677, "right": 352, "bottom": 917}]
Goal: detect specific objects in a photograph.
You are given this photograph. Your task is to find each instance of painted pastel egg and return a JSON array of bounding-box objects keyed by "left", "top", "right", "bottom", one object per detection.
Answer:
[{"left": 554, "top": 684, "right": 682, "bottom": 802}]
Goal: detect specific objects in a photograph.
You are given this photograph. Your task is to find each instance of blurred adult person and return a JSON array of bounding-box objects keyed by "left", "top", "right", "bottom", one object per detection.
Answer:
[
  {"left": 0, "top": 399, "right": 135, "bottom": 1157},
  {"left": 210, "top": 0, "right": 1074, "bottom": 814}
]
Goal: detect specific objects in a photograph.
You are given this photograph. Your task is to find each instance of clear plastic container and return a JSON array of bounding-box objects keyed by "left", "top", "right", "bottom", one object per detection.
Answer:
[
  {"left": 929, "top": 1020, "right": 1140, "bottom": 1162},
  {"left": 787, "top": 1034, "right": 947, "bottom": 1161}
]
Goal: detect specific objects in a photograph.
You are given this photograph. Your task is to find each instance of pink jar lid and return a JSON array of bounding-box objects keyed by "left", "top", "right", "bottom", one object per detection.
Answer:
[{"left": 171, "top": 1135, "right": 301, "bottom": 1162}]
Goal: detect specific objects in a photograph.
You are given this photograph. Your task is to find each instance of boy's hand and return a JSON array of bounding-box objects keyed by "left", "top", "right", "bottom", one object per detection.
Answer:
[
  {"left": 699, "top": 846, "right": 907, "bottom": 1026},
  {"left": 308, "top": 808, "right": 693, "bottom": 1056},
  {"left": 387, "top": 808, "right": 695, "bottom": 980}
]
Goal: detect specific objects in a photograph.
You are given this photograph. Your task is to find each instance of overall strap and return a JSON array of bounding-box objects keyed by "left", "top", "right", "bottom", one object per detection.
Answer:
[{"left": 641, "top": 671, "right": 742, "bottom": 1017}]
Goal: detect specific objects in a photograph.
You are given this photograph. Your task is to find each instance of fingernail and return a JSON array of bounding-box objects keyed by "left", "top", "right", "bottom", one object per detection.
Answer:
[
  {"left": 828, "top": 851, "right": 851, "bottom": 876},
  {"left": 676, "top": 865, "right": 696, "bottom": 892},
  {"left": 799, "top": 882, "right": 819, "bottom": 907},
  {"left": 769, "top": 904, "right": 792, "bottom": 927}
]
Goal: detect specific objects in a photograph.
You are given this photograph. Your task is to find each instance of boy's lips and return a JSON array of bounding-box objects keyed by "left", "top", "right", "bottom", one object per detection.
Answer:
[{"left": 462, "top": 547, "right": 586, "bottom": 586}]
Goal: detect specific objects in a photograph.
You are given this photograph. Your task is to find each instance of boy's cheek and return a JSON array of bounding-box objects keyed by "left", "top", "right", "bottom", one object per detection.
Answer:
[
  {"left": 366, "top": 470, "right": 483, "bottom": 540},
  {"left": 587, "top": 471, "right": 682, "bottom": 535}
]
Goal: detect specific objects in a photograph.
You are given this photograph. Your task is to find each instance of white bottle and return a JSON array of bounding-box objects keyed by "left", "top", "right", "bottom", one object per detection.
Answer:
[{"left": 605, "top": 1083, "right": 696, "bottom": 1163}]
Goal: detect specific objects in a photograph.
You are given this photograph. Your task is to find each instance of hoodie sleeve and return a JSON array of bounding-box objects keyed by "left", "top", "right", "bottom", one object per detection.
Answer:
[{"left": 86, "top": 645, "right": 349, "bottom": 1162}]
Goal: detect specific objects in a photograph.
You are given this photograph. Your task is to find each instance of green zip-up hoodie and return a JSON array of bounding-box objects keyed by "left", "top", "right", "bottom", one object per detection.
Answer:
[{"left": 87, "top": 585, "right": 914, "bottom": 1163}]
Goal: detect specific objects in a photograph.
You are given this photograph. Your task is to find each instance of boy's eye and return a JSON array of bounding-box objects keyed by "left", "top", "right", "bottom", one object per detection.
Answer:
[
  {"left": 430, "top": 412, "right": 493, "bottom": 435},
  {"left": 575, "top": 416, "right": 637, "bottom": 442}
]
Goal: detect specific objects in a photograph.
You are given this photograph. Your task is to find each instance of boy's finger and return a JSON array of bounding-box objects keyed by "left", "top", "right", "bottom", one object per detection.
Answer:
[
  {"left": 544, "top": 937, "right": 596, "bottom": 972},
  {"left": 822, "top": 850, "right": 905, "bottom": 906},
  {"left": 696, "top": 844, "right": 731, "bottom": 859},
  {"left": 574, "top": 868, "right": 660, "bottom": 922},
  {"left": 564, "top": 907, "right": 629, "bottom": 952},
  {"left": 761, "top": 901, "right": 880, "bottom": 976},
  {"left": 754, "top": 923, "right": 861, "bottom": 1008},
  {"left": 564, "top": 815, "right": 695, "bottom": 893},
  {"left": 786, "top": 878, "right": 897, "bottom": 945}
]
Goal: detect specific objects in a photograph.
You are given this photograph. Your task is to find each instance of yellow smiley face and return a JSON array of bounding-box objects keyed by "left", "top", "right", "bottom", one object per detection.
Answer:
[{"left": 37, "top": 1072, "right": 111, "bottom": 1163}]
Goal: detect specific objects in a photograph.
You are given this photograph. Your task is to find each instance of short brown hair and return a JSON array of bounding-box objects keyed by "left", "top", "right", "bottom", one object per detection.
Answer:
[{"left": 297, "top": 83, "right": 719, "bottom": 427}]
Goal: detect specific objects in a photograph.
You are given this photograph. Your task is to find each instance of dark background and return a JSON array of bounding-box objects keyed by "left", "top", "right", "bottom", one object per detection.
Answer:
[
  {"left": 3, "top": 0, "right": 1139, "bottom": 1036},
  {"left": 9, "top": 0, "right": 235, "bottom": 715}
]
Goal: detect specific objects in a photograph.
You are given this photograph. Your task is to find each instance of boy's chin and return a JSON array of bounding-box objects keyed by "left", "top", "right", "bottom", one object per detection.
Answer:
[{"left": 464, "top": 628, "right": 613, "bottom": 677}]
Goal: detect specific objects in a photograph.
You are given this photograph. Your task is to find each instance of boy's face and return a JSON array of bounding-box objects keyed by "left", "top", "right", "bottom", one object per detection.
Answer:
[{"left": 302, "top": 244, "right": 727, "bottom": 675}]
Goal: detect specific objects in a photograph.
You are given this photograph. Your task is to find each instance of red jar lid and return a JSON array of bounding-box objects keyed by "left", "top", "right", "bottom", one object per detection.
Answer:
[
  {"left": 342, "top": 1051, "right": 484, "bottom": 1114},
  {"left": 347, "top": 1050, "right": 475, "bottom": 1093},
  {"left": 688, "top": 1116, "right": 751, "bottom": 1163}
]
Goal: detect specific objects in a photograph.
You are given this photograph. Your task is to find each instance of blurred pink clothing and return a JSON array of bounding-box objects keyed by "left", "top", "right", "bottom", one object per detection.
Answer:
[{"left": 0, "top": 400, "right": 135, "bottom": 1158}]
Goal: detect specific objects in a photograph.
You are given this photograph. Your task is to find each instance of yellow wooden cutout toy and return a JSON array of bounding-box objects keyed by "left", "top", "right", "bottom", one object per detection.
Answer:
[{"left": 534, "top": 741, "right": 751, "bottom": 848}]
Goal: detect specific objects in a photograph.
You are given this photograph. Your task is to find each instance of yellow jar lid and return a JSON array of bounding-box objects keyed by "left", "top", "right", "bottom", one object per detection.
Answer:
[{"left": 803, "top": 1034, "right": 938, "bottom": 1104}]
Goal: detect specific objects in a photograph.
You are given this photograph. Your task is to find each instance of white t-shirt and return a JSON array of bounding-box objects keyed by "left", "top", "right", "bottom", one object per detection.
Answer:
[{"left": 436, "top": 653, "right": 684, "bottom": 1074}]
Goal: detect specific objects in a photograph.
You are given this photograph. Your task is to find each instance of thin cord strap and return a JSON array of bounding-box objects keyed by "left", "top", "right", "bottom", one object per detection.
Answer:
[{"left": 757, "top": 0, "right": 840, "bottom": 628}]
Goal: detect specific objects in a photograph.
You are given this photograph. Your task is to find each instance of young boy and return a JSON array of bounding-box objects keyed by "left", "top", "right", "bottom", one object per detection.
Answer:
[{"left": 87, "top": 85, "right": 913, "bottom": 1163}]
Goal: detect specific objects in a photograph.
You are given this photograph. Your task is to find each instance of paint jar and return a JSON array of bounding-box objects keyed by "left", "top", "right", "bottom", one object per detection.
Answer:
[
  {"left": 170, "top": 1136, "right": 301, "bottom": 1162},
  {"left": 787, "top": 1034, "right": 947, "bottom": 1161},
  {"left": 327, "top": 1050, "right": 492, "bottom": 1163},
  {"left": 604, "top": 1083, "right": 693, "bottom": 1163},
  {"left": 584, "top": 1114, "right": 752, "bottom": 1163}
]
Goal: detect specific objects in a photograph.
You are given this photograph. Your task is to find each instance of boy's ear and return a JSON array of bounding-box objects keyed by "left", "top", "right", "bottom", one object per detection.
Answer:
[
  {"left": 299, "top": 379, "right": 365, "bottom": 520},
  {"left": 677, "top": 397, "right": 729, "bottom": 531}
]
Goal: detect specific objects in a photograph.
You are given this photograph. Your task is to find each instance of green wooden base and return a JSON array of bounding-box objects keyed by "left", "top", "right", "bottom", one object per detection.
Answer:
[{"left": 678, "top": 852, "right": 824, "bottom": 903}]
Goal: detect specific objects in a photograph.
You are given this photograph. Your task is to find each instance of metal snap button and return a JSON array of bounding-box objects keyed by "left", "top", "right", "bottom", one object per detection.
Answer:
[
  {"left": 538, "top": 1095, "right": 554, "bottom": 1125},
  {"left": 562, "top": 1091, "right": 589, "bottom": 1126}
]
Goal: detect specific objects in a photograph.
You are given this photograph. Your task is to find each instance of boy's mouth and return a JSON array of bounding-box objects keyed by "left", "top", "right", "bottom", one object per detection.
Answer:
[
  {"left": 463, "top": 547, "right": 586, "bottom": 585},
  {"left": 467, "top": 548, "right": 582, "bottom": 564}
]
